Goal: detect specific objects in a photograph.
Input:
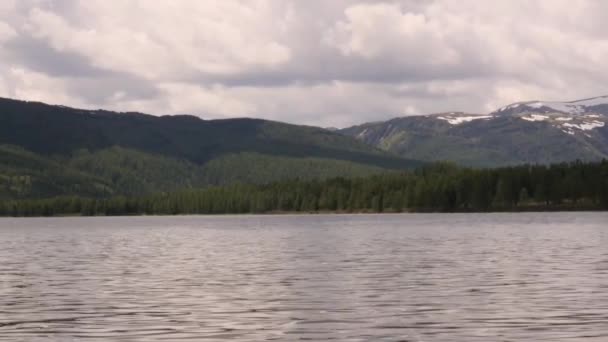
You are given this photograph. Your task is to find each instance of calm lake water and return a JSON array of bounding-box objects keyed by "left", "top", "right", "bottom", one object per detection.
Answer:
[{"left": 0, "top": 213, "right": 607, "bottom": 341}]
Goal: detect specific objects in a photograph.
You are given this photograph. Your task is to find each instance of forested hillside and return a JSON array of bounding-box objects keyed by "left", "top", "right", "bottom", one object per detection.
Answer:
[
  {"left": 0, "top": 145, "right": 114, "bottom": 199},
  {"left": 3, "top": 160, "right": 606, "bottom": 216},
  {"left": 0, "top": 98, "right": 421, "bottom": 199},
  {"left": 0, "top": 145, "right": 390, "bottom": 199}
]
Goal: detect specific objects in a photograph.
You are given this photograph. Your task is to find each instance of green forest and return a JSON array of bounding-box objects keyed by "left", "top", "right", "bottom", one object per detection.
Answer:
[
  {"left": 2, "top": 160, "right": 607, "bottom": 216},
  {"left": 0, "top": 145, "right": 391, "bottom": 199}
]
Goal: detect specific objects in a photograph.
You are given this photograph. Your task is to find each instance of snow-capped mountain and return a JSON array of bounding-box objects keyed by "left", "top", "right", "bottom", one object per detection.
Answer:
[
  {"left": 493, "top": 96, "right": 608, "bottom": 136},
  {"left": 497, "top": 95, "right": 608, "bottom": 115},
  {"left": 341, "top": 96, "right": 608, "bottom": 167},
  {"left": 425, "top": 96, "right": 608, "bottom": 135}
]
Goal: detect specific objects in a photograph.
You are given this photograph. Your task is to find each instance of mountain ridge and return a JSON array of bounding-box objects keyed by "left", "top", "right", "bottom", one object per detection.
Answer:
[
  {"left": 340, "top": 95, "right": 608, "bottom": 167},
  {"left": 0, "top": 96, "right": 418, "bottom": 166}
]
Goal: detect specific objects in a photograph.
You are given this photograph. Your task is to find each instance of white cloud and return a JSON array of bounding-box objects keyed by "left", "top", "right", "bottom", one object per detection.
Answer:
[
  {"left": 0, "top": 0, "right": 15, "bottom": 13},
  {"left": 0, "top": 0, "right": 607, "bottom": 127},
  {"left": 4, "top": 67, "right": 82, "bottom": 106},
  {"left": 157, "top": 83, "right": 257, "bottom": 118},
  {"left": 325, "top": 3, "right": 459, "bottom": 66},
  {"left": 25, "top": 1, "right": 291, "bottom": 79},
  {"left": 0, "top": 76, "right": 8, "bottom": 97},
  {"left": 0, "top": 21, "right": 16, "bottom": 42}
]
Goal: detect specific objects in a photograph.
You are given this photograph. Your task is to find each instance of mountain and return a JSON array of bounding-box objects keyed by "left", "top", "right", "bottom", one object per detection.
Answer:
[
  {"left": 341, "top": 96, "right": 608, "bottom": 167},
  {"left": 0, "top": 97, "right": 421, "bottom": 199}
]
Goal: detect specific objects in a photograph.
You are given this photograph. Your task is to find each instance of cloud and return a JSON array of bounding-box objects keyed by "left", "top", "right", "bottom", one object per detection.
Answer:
[
  {"left": 0, "top": 21, "right": 16, "bottom": 42},
  {"left": 2, "top": 67, "right": 81, "bottom": 106},
  {"left": 24, "top": 2, "right": 291, "bottom": 79},
  {"left": 0, "top": 0, "right": 607, "bottom": 127}
]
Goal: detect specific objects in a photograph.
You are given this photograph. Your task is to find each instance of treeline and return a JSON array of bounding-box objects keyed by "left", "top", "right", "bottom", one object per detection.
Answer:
[{"left": 1, "top": 161, "right": 607, "bottom": 216}]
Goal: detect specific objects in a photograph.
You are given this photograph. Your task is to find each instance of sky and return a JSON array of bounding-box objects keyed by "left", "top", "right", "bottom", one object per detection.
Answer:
[{"left": 0, "top": 0, "right": 607, "bottom": 127}]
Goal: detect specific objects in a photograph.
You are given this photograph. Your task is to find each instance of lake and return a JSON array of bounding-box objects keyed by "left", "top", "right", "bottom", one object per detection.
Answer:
[{"left": 0, "top": 213, "right": 607, "bottom": 341}]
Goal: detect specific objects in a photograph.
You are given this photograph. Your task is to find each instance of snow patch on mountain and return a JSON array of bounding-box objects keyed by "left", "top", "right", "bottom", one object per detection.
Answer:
[
  {"left": 521, "top": 114, "right": 549, "bottom": 122},
  {"left": 357, "top": 128, "right": 369, "bottom": 139},
  {"left": 562, "top": 129, "right": 575, "bottom": 135},
  {"left": 518, "top": 113, "right": 605, "bottom": 134},
  {"left": 436, "top": 113, "right": 493, "bottom": 125},
  {"left": 563, "top": 121, "right": 605, "bottom": 131}
]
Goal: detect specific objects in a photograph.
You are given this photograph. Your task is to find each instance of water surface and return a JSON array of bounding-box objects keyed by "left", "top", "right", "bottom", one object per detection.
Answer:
[{"left": 1, "top": 213, "right": 607, "bottom": 341}]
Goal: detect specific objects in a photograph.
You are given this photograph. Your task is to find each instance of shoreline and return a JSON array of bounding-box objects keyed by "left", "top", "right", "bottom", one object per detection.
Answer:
[{"left": 1, "top": 207, "right": 606, "bottom": 218}]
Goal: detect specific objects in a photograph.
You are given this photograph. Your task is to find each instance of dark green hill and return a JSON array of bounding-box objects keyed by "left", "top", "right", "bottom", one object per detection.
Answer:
[
  {"left": 0, "top": 98, "right": 421, "bottom": 199},
  {"left": 0, "top": 97, "right": 418, "bottom": 168}
]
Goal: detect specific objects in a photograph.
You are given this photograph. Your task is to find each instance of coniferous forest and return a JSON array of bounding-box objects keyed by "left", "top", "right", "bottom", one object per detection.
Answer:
[{"left": 1, "top": 160, "right": 607, "bottom": 217}]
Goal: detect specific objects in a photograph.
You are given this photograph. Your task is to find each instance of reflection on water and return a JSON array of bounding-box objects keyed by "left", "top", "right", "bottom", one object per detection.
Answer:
[{"left": 1, "top": 213, "right": 607, "bottom": 341}]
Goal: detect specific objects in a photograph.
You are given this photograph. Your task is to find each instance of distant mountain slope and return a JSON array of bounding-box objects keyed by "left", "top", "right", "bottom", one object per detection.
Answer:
[
  {"left": 0, "top": 97, "right": 418, "bottom": 168},
  {"left": 0, "top": 98, "right": 421, "bottom": 199},
  {"left": 341, "top": 96, "right": 608, "bottom": 166}
]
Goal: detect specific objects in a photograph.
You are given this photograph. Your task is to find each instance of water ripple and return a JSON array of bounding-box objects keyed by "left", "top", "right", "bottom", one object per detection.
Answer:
[{"left": 0, "top": 212, "right": 607, "bottom": 341}]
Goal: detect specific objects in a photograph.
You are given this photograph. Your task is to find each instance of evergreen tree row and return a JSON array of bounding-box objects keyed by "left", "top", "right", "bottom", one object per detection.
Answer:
[{"left": 1, "top": 161, "right": 607, "bottom": 217}]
